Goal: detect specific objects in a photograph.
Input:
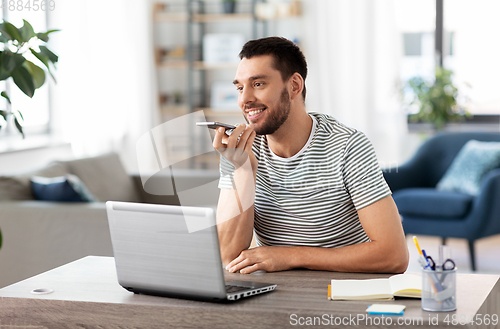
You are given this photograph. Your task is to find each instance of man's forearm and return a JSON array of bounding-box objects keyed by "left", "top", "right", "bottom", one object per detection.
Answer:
[
  {"left": 216, "top": 168, "right": 256, "bottom": 265},
  {"left": 292, "top": 239, "right": 409, "bottom": 273}
]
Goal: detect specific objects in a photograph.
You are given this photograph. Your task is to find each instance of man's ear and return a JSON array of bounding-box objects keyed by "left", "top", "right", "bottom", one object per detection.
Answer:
[{"left": 289, "top": 73, "right": 304, "bottom": 100}]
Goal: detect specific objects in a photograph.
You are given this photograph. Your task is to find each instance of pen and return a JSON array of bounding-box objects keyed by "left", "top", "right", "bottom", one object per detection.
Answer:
[
  {"left": 422, "top": 249, "right": 436, "bottom": 271},
  {"left": 421, "top": 250, "right": 445, "bottom": 292},
  {"left": 422, "top": 249, "right": 431, "bottom": 269},
  {"left": 413, "top": 236, "right": 423, "bottom": 256}
]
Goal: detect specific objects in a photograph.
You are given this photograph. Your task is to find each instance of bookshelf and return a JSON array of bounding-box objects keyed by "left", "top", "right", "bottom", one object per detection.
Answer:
[{"left": 153, "top": 0, "right": 300, "bottom": 168}]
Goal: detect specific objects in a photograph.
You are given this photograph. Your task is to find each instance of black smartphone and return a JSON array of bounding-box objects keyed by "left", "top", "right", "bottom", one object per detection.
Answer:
[{"left": 196, "top": 122, "right": 237, "bottom": 135}]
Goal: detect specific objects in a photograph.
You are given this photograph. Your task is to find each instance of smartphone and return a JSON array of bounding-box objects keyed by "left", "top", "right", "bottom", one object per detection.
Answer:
[{"left": 196, "top": 122, "right": 237, "bottom": 135}]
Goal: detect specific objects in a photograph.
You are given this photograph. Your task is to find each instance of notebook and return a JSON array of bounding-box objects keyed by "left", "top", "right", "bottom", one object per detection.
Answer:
[
  {"left": 106, "top": 201, "right": 277, "bottom": 302},
  {"left": 330, "top": 273, "right": 421, "bottom": 300}
]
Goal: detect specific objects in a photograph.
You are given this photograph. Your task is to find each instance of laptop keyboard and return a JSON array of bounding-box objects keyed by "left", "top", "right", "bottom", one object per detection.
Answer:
[{"left": 225, "top": 285, "right": 248, "bottom": 293}]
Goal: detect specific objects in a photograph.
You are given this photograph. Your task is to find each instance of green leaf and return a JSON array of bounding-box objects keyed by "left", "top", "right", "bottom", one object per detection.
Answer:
[
  {"left": 36, "top": 29, "right": 60, "bottom": 42},
  {"left": 29, "top": 48, "right": 49, "bottom": 68},
  {"left": 17, "top": 110, "right": 24, "bottom": 121},
  {"left": 36, "top": 32, "right": 48, "bottom": 42},
  {"left": 3, "top": 22, "right": 23, "bottom": 43},
  {"left": 29, "top": 48, "right": 56, "bottom": 82},
  {"left": 11, "top": 65, "right": 35, "bottom": 98},
  {"left": 0, "top": 52, "right": 14, "bottom": 80},
  {"left": 24, "top": 60, "right": 45, "bottom": 89},
  {"left": 0, "top": 23, "right": 12, "bottom": 40},
  {"left": 39, "top": 46, "right": 58, "bottom": 64},
  {"left": 1, "top": 50, "right": 16, "bottom": 72},
  {"left": 0, "top": 50, "right": 26, "bottom": 80},
  {"left": 0, "top": 109, "right": 8, "bottom": 120},
  {"left": 1, "top": 91, "right": 11, "bottom": 104},
  {"left": 19, "top": 20, "right": 36, "bottom": 42},
  {"left": 14, "top": 115, "right": 24, "bottom": 138}
]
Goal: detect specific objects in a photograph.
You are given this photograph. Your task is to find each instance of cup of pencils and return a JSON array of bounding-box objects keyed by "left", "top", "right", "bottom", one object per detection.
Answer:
[
  {"left": 414, "top": 237, "right": 457, "bottom": 312},
  {"left": 421, "top": 267, "right": 456, "bottom": 311}
]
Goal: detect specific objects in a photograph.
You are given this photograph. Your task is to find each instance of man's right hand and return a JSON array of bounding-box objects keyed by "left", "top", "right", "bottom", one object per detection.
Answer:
[
  {"left": 214, "top": 123, "right": 258, "bottom": 264},
  {"left": 213, "top": 123, "right": 258, "bottom": 173}
]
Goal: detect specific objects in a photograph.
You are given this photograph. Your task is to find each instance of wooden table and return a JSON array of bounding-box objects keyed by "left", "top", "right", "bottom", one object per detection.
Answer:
[{"left": 0, "top": 256, "right": 498, "bottom": 328}]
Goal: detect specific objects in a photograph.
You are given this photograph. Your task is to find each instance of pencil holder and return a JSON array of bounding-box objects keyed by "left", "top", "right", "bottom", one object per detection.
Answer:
[{"left": 421, "top": 268, "right": 456, "bottom": 312}]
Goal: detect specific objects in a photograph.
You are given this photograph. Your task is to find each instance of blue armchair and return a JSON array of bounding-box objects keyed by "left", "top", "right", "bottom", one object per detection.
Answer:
[{"left": 383, "top": 132, "right": 500, "bottom": 271}]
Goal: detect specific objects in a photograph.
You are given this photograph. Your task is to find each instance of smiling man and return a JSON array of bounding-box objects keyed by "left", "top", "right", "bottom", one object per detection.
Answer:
[{"left": 212, "top": 37, "right": 408, "bottom": 274}]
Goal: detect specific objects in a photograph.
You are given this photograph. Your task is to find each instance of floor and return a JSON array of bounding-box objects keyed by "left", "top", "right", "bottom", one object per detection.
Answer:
[{"left": 406, "top": 234, "right": 500, "bottom": 274}]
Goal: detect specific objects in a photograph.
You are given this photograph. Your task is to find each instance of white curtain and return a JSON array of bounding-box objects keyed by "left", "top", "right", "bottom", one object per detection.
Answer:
[
  {"left": 48, "top": 0, "right": 159, "bottom": 171},
  {"left": 302, "top": 0, "right": 410, "bottom": 165}
]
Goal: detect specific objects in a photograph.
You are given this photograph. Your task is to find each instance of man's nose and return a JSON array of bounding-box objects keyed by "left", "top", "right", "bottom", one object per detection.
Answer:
[{"left": 239, "top": 88, "right": 256, "bottom": 108}]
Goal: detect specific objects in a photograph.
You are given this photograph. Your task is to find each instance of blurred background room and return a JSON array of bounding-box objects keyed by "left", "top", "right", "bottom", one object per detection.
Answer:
[{"left": 0, "top": 0, "right": 499, "bottom": 287}]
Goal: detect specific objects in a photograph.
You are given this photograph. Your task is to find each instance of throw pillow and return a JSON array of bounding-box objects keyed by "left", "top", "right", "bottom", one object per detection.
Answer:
[
  {"left": 436, "top": 140, "right": 500, "bottom": 195},
  {"left": 31, "top": 175, "right": 97, "bottom": 202},
  {"left": 0, "top": 162, "right": 70, "bottom": 201},
  {"left": 57, "top": 152, "right": 141, "bottom": 202}
]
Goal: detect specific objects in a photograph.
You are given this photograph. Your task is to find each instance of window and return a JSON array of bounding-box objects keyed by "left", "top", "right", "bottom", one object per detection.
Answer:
[
  {"left": 396, "top": 0, "right": 500, "bottom": 115},
  {"left": 444, "top": 0, "right": 500, "bottom": 114},
  {"left": 1, "top": 7, "right": 51, "bottom": 139}
]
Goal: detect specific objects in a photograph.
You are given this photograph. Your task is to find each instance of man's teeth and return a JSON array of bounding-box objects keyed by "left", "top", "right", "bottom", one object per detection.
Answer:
[{"left": 249, "top": 109, "right": 264, "bottom": 116}]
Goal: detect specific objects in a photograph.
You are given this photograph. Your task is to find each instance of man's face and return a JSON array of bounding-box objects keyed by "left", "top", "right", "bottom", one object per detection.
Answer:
[{"left": 233, "top": 55, "right": 291, "bottom": 135}]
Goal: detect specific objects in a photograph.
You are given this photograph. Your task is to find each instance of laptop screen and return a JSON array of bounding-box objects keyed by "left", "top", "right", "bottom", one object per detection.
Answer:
[{"left": 106, "top": 202, "right": 227, "bottom": 299}]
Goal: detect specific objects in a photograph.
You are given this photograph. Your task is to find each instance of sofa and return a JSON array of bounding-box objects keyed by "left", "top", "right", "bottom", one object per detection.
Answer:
[{"left": 0, "top": 152, "right": 220, "bottom": 288}]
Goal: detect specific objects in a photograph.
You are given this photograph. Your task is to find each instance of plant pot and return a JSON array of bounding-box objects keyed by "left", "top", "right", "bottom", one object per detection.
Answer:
[{"left": 223, "top": 2, "right": 236, "bottom": 14}]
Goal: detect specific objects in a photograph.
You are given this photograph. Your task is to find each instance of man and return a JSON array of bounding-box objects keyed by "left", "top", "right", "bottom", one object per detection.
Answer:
[{"left": 213, "top": 37, "right": 408, "bottom": 274}]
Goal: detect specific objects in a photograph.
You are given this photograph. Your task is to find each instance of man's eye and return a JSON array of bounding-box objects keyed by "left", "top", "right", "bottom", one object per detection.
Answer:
[
  {"left": 236, "top": 86, "right": 243, "bottom": 92},
  {"left": 254, "top": 82, "right": 264, "bottom": 87}
]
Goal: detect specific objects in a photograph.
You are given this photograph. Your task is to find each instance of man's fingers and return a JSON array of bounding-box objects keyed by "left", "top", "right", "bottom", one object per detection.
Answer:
[
  {"left": 244, "top": 130, "right": 257, "bottom": 153},
  {"left": 240, "top": 263, "right": 260, "bottom": 274},
  {"left": 227, "top": 257, "right": 253, "bottom": 273},
  {"left": 226, "top": 124, "right": 246, "bottom": 149},
  {"left": 213, "top": 127, "right": 227, "bottom": 150},
  {"left": 235, "top": 126, "right": 254, "bottom": 149},
  {"left": 225, "top": 255, "right": 242, "bottom": 270}
]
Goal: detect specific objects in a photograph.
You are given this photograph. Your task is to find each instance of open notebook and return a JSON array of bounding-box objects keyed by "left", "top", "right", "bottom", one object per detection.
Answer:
[{"left": 330, "top": 273, "right": 421, "bottom": 301}]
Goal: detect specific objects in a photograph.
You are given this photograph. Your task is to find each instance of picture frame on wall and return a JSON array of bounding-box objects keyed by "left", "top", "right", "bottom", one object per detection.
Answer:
[
  {"left": 203, "top": 34, "right": 244, "bottom": 64},
  {"left": 210, "top": 81, "right": 239, "bottom": 111}
]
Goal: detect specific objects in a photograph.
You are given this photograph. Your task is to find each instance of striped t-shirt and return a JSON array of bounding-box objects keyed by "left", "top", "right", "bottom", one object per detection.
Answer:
[{"left": 218, "top": 112, "right": 391, "bottom": 248}]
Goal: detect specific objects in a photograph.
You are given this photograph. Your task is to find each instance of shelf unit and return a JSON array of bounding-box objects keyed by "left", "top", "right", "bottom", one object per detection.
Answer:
[
  {"left": 153, "top": 1, "right": 263, "bottom": 118},
  {"left": 152, "top": 1, "right": 265, "bottom": 169},
  {"left": 153, "top": 0, "right": 300, "bottom": 168}
]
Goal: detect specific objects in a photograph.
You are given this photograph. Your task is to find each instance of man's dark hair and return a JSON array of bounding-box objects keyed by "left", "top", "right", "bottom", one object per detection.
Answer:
[{"left": 239, "top": 37, "right": 307, "bottom": 101}]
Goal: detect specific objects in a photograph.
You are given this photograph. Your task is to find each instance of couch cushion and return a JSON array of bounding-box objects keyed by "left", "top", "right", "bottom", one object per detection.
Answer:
[
  {"left": 31, "top": 175, "right": 97, "bottom": 202},
  {"left": 437, "top": 140, "right": 500, "bottom": 195},
  {"left": 393, "top": 188, "right": 473, "bottom": 219},
  {"left": 0, "top": 162, "right": 70, "bottom": 200},
  {"left": 58, "top": 152, "right": 141, "bottom": 202}
]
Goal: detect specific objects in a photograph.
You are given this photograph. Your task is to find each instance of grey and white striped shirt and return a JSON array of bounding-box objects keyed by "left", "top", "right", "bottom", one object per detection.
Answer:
[{"left": 219, "top": 112, "right": 391, "bottom": 248}]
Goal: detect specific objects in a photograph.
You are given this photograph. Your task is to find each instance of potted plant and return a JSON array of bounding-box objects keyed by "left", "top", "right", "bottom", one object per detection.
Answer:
[
  {"left": 405, "top": 67, "right": 468, "bottom": 130},
  {"left": 0, "top": 19, "right": 59, "bottom": 137},
  {"left": 222, "top": 0, "right": 237, "bottom": 14}
]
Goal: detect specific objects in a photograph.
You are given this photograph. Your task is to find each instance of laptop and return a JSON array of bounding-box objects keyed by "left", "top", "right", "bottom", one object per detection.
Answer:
[{"left": 106, "top": 201, "right": 277, "bottom": 301}]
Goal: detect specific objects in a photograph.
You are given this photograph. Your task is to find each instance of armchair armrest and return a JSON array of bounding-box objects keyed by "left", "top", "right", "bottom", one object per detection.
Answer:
[
  {"left": 383, "top": 162, "right": 428, "bottom": 192},
  {"left": 471, "top": 168, "right": 500, "bottom": 238}
]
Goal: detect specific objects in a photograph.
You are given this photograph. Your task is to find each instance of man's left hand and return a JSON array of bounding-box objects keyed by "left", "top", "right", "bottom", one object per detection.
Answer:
[{"left": 225, "top": 246, "right": 295, "bottom": 274}]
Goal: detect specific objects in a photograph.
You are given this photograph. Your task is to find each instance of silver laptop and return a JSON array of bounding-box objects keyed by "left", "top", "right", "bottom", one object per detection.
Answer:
[{"left": 106, "top": 201, "right": 276, "bottom": 301}]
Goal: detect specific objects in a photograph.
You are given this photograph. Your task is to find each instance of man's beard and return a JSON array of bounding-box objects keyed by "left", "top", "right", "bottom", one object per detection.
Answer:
[{"left": 251, "top": 87, "right": 291, "bottom": 135}]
